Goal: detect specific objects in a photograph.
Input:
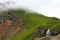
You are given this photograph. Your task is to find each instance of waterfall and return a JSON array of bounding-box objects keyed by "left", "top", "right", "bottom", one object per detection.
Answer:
[{"left": 46, "top": 29, "right": 52, "bottom": 37}]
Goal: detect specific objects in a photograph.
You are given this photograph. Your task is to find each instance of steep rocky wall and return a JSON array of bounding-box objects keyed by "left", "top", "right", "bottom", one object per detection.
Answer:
[{"left": 0, "top": 10, "right": 23, "bottom": 40}]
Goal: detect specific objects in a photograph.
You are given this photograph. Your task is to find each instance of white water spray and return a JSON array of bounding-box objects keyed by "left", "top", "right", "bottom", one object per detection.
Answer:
[{"left": 46, "top": 29, "right": 52, "bottom": 37}]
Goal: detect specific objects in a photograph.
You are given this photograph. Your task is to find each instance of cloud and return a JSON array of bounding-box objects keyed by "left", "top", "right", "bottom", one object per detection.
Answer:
[{"left": 0, "top": 0, "right": 60, "bottom": 18}]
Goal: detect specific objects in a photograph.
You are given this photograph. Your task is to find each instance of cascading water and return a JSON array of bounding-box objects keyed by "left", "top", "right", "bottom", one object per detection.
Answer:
[{"left": 46, "top": 29, "right": 52, "bottom": 37}]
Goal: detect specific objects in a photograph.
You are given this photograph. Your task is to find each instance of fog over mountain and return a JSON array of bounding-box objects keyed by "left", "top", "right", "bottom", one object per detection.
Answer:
[{"left": 0, "top": 0, "right": 60, "bottom": 18}]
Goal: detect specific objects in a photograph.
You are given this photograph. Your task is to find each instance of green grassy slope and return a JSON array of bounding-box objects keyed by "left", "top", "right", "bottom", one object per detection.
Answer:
[{"left": 9, "top": 9, "right": 60, "bottom": 40}]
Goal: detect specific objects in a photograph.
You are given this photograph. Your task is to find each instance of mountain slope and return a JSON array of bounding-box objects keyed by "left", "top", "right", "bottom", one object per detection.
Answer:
[{"left": 5, "top": 9, "right": 59, "bottom": 40}]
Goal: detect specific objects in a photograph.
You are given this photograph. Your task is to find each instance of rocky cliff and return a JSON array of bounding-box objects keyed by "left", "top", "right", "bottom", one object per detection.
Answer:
[{"left": 0, "top": 10, "right": 23, "bottom": 40}]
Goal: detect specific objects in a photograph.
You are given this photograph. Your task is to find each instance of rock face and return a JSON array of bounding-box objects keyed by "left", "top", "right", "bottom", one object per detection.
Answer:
[
  {"left": 0, "top": 10, "right": 23, "bottom": 40},
  {"left": 28, "top": 27, "right": 48, "bottom": 40},
  {"left": 28, "top": 26, "right": 60, "bottom": 40}
]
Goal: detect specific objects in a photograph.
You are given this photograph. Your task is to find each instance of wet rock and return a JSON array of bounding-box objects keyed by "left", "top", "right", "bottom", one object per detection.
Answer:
[
  {"left": 51, "top": 28, "right": 60, "bottom": 36},
  {"left": 28, "top": 27, "right": 48, "bottom": 40}
]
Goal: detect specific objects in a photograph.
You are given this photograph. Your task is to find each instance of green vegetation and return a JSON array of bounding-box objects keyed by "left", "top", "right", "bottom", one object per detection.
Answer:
[{"left": 8, "top": 9, "right": 60, "bottom": 40}]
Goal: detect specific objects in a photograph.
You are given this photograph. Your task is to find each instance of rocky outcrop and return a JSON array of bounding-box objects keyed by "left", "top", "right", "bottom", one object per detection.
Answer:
[
  {"left": 28, "top": 26, "right": 60, "bottom": 40},
  {"left": 0, "top": 10, "right": 23, "bottom": 40},
  {"left": 27, "top": 26, "right": 48, "bottom": 40}
]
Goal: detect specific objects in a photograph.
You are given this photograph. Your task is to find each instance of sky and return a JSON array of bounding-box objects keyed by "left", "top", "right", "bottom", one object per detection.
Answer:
[{"left": 0, "top": 0, "right": 60, "bottom": 18}]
